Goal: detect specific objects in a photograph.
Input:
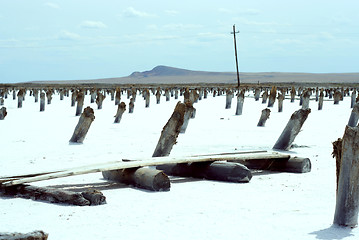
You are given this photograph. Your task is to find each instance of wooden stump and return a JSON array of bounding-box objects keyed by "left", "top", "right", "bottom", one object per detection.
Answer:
[
  {"left": 165, "top": 89, "right": 170, "bottom": 101},
  {"left": 156, "top": 89, "right": 161, "bottom": 104},
  {"left": 254, "top": 88, "right": 261, "bottom": 101},
  {"left": 0, "top": 107, "right": 7, "bottom": 120},
  {"left": 90, "top": 89, "right": 97, "bottom": 103},
  {"left": 75, "top": 91, "right": 84, "bottom": 116},
  {"left": 351, "top": 90, "right": 357, "bottom": 108},
  {"left": 144, "top": 89, "right": 150, "bottom": 108},
  {"left": 0, "top": 98, "right": 4, "bottom": 106},
  {"left": 261, "top": 90, "right": 268, "bottom": 104},
  {"left": 333, "top": 125, "right": 359, "bottom": 227},
  {"left": 46, "top": 90, "right": 52, "bottom": 104},
  {"left": 33, "top": 89, "right": 39, "bottom": 103},
  {"left": 152, "top": 102, "right": 186, "bottom": 157},
  {"left": 96, "top": 92, "right": 105, "bottom": 109},
  {"left": 129, "top": 98, "right": 135, "bottom": 113},
  {"left": 290, "top": 86, "right": 296, "bottom": 102},
  {"left": 267, "top": 86, "right": 277, "bottom": 107},
  {"left": 334, "top": 91, "right": 341, "bottom": 104},
  {"left": 235, "top": 90, "right": 245, "bottom": 115},
  {"left": 348, "top": 103, "right": 359, "bottom": 127},
  {"left": 102, "top": 167, "right": 170, "bottom": 191},
  {"left": 71, "top": 90, "right": 77, "bottom": 107},
  {"left": 318, "top": 90, "right": 324, "bottom": 110},
  {"left": 301, "top": 90, "right": 311, "bottom": 110},
  {"left": 180, "top": 101, "right": 195, "bottom": 133},
  {"left": 114, "top": 102, "right": 126, "bottom": 123},
  {"left": 277, "top": 93, "right": 284, "bottom": 112},
  {"left": 69, "top": 107, "right": 95, "bottom": 143},
  {"left": 257, "top": 108, "right": 271, "bottom": 127},
  {"left": 273, "top": 108, "right": 311, "bottom": 151},
  {"left": 157, "top": 161, "right": 252, "bottom": 183},
  {"left": 225, "top": 89, "right": 233, "bottom": 109},
  {"left": 115, "top": 88, "right": 121, "bottom": 105},
  {"left": 175, "top": 89, "right": 179, "bottom": 99},
  {"left": 0, "top": 230, "right": 48, "bottom": 240},
  {"left": 39, "top": 92, "right": 45, "bottom": 112},
  {"left": 17, "top": 90, "right": 24, "bottom": 108}
]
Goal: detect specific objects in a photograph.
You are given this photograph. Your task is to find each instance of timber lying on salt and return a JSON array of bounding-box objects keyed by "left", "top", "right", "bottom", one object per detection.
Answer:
[
  {"left": 0, "top": 230, "right": 48, "bottom": 240},
  {"left": 0, "top": 184, "right": 106, "bottom": 206},
  {"left": 0, "top": 151, "right": 294, "bottom": 187}
]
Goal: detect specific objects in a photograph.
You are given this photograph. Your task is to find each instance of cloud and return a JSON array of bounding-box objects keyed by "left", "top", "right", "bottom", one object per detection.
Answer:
[
  {"left": 80, "top": 21, "right": 107, "bottom": 29},
  {"left": 273, "top": 38, "right": 303, "bottom": 45},
  {"left": 165, "top": 10, "right": 179, "bottom": 16},
  {"left": 219, "top": 8, "right": 260, "bottom": 15},
  {"left": 44, "top": 2, "right": 60, "bottom": 9},
  {"left": 122, "top": 7, "right": 156, "bottom": 18},
  {"left": 163, "top": 23, "right": 202, "bottom": 31},
  {"left": 58, "top": 31, "right": 80, "bottom": 41}
]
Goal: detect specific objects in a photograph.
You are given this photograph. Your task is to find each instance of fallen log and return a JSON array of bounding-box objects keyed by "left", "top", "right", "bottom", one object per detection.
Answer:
[
  {"left": 0, "top": 230, "right": 48, "bottom": 240},
  {"left": 0, "top": 184, "right": 105, "bottom": 206},
  {"left": 102, "top": 167, "right": 170, "bottom": 191},
  {"left": 69, "top": 107, "right": 95, "bottom": 143},
  {"left": 273, "top": 108, "right": 311, "bottom": 151}
]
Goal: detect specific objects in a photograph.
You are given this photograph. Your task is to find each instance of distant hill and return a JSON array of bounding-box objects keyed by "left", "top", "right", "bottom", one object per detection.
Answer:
[{"left": 26, "top": 65, "right": 359, "bottom": 85}]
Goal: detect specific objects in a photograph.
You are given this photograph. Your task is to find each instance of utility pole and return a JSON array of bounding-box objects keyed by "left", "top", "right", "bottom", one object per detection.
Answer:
[{"left": 231, "top": 24, "right": 240, "bottom": 87}]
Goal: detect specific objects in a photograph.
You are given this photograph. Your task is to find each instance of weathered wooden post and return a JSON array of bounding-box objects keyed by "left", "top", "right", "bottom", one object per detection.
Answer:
[
  {"left": 12, "top": 89, "right": 16, "bottom": 100},
  {"left": 46, "top": 89, "right": 53, "bottom": 104},
  {"left": 333, "top": 125, "right": 359, "bottom": 227},
  {"left": 75, "top": 91, "right": 85, "bottom": 116},
  {"left": 110, "top": 89, "right": 115, "bottom": 101},
  {"left": 351, "top": 90, "right": 357, "bottom": 108},
  {"left": 318, "top": 90, "right": 324, "bottom": 110},
  {"left": 315, "top": 87, "right": 319, "bottom": 102},
  {"left": 33, "top": 89, "right": 39, "bottom": 103},
  {"left": 131, "top": 88, "right": 137, "bottom": 101},
  {"left": 71, "top": 90, "right": 77, "bottom": 107},
  {"left": 144, "top": 89, "right": 150, "bottom": 108},
  {"left": 152, "top": 102, "right": 186, "bottom": 157},
  {"left": 96, "top": 92, "right": 105, "bottom": 109},
  {"left": 235, "top": 90, "right": 245, "bottom": 115},
  {"left": 156, "top": 89, "right": 161, "bottom": 104},
  {"left": 225, "top": 89, "right": 233, "bottom": 109},
  {"left": 277, "top": 93, "right": 284, "bottom": 112},
  {"left": 180, "top": 101, "right": 196, "bottom": 133},
  {"left": 261, "top": 90, "right": 268, "bottom": 104},
  {"left": 69, "top": 107, "right": 95, "bottom": 143},
  {"left": 0, "top": 98, "right": 3, "bottom": 106},
  {"left": 213, "top": 89, "right": 217, "bottom": 97},
  {"left": 290, "top": 86, "right": 296, "bottom": 102},
  {"left": 39, "top": 92, "right": 45, "bottom": 112},
  {"left": 0, "top": 107, "right": 7, "bottom": 120},
  {"left": 348, "top": 103, "right": 359, "bottom": 127},
  {"left": 267, "top": 86, "right": 277, "bottom": 107},
  {"left": 257, "top": 108, "right": 271, "bottom": 127},
  {"left": 165, "top": 88, "right": 170, "bottom": 101},
  {"left": 114, "top": 102, "right": 126, "bottom": 124},
  {"left": 129, "top": 98, "right": 135, "bottom": 113},
  {"left": 203, "top": 89, "right": 208, "bottom": 99},
  {"left": 272, "top": 108, "right": 311, "bottom": 150},
  {"left": 115, "top": 88, "right": 121, "bottom": 105},
  {"left": 17, "top": 89, "right": 24, "bottom": 108},
  {"left": 175, "top": 89, "right": 179, "bottom": 99},
  {"left": 90, "top": 89, "right": 96, "bottom": 103},
  {"left": 301, "top": 90, "right": 311, "bottom": 110},
  {"left": 254, "top": 88, "right": 261, "bottom": 101},
  {"left": 334, "top": 91, "right": 342, "bottom": 104}
]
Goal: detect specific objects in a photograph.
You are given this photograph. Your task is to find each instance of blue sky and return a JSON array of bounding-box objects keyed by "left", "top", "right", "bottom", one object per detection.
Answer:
[{"left": 0, "top": 0, "right": 358, "bottom": 83}]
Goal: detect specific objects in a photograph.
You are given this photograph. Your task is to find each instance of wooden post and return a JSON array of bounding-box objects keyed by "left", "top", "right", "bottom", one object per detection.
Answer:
[
  {"left": 115, "top": 88, "right": 121, "bottom": 105},
  {"left": 102, "top": 167, "right": 170, "bottom": 191},
  {"left": 348, "top": 103, "right": 359, "bottom": 127},
  {"left": 46, "top": 89, "right": 52, "bottom": 104},
  {"left": 114, "top": 102, "right": 126, "bottom": 123},
  {"left": 180, "top": 101, "right": 195, "bottom": 133},
  {"left": 318, "top": 89, "right": 324, "bottom": 110},
  {"left": 110, "top": 89, "right": 115, "bottom": 101},
  {"left": 129, "top": 98, "right": 135, "bottom": 113},
  {"left": 157, "top": 161, "right": 252, "bottom": 183},
  {"left": 71, "top": 90, "right": 77, "bottom": 107},
  {"left": 156, "top": 88, "right": 161, "bottom": 104},
  {"left": 59, "top": 89, "right": 64, "bottom": 100},
  {"left": 333, "top": 125, "right": 359, "bottom": 227},
  {"left": 273, "top": 108, "right": 311, "bottom": 151},
  {"left": 225, "top": 89, "right": 233, "bottom": 109},
  {"left": 33, "top": 89, "right": 39, "bottom": 103},
  {"left": 75, "top": 91, "right": 84, "bottom": 116},
  {"left": 301, "top": 90, "right": 311, "bottom": 110},
  {"left": 17, "top": 89, "right": 24, "bottom": 108},
  {"left": 277, "top": 93, "right": 284, "bottom": 112},
  {"left": 0, "top": 107, "right": 7, "bottom": 120},
  {"left": 351, "top": 90, "right": 357, "bottom": 108},
  {"left": 254, "top": 88, "right": 261, "bottom": 101},
  {"left": 267, "top": 86, "right": 277, "bottom": 107},
  {"left": 175, "top": 89, "right": 179, "bottom": 99},
  {"left": 235, "top": 90, "right": 245, "bottom": 115},
  {"left": 145, "top": 89, "right": 150, "bottom": 108},
  {"left": 96, "top": 92, "right": 105, "bottom": 109},
  {"left": 39, "top": 92, "right": 45, "bottom": 112},
  {"left": 290, "top": 86, "right": 296, "bottom": 102},
  {"left": 0, "top": 98, "right": 4, "bottom": 106},
  {"left": 257, "top": 108, "right": 271, "bottom": 127},
  {"left": 152, "top": 102, "right": 186, "bottom": 157},
  {"left": 12, "top": 89, "right": 16, "bottom": 100},
  {"left": 90, "top": 89, "right": 96, "bottom": 103},
  {"left": 69, "top": 107, "right": 95, "bottom": 143},
  {"left": 261, "top": 90, "right": 268, "bottom": 104},
  {"left": 165, "top": 88, "right": 170, "bottom": 101},
  {"left": 0, "top": 230, "right": 48, "bottom": 240},
  {"left": 203, "top": 89, "right": 208, "bottom": 99},
  {"left": 334, "top": 91, "right": 341, "bottom": 104}
]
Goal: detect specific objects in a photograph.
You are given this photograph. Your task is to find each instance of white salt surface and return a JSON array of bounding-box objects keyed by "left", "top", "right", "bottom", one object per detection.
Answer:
[{"left": 0, "top": 89, "right": 358, "bottom": 239}]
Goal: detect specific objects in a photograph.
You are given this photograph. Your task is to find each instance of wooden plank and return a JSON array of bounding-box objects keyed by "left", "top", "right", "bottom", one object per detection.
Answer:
[{"left": 0, "top": 151, "right": 290, "bottom": 187}]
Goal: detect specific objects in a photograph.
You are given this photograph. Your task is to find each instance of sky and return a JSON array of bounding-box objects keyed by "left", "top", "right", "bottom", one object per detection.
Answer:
[{"left": 0, "top": 0, "right": 358, "bottom": 83}]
